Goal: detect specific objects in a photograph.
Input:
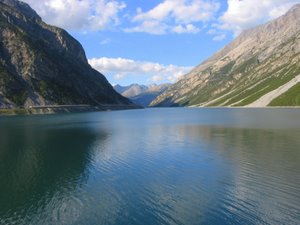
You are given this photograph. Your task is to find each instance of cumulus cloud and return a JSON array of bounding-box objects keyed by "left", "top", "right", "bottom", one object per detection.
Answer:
[
  {"left": 88, "top": 57, "right": 192, "bottom": 83},
  {"left": 150, "top": 75, "right": 164, "bottom": 82},
  {"left": 133, "top": 0, "right": 219, "bottom": 23},
  {"left": 125, "top": 0, "right": 220, "bottom": 34},
  {"left": 124, "top": 20, "right": 169, "bottom": 35},
  {"left": 218, "top": 0, "right": 300, "bottom": 36},
  {"left": 22, "top": 0, "right": 126, "bottom": 31}
]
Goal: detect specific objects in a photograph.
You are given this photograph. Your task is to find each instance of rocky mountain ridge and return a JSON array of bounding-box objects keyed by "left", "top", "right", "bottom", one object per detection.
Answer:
[
  {"left": 114, "top": 83, "right": 171, "bottom": 107},
  {"left": 0, "top": 0, "right": 133, "bottom": 108},
  {"left": 151, "top": 4, "right": 300, "bottom": 107}
]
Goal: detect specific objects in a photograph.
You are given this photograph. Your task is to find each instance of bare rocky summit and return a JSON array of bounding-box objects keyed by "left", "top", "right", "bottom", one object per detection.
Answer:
[
  {"left": 151, "top": 4, "right": 300, "bottom": 107},
  {"left": 0, "top": 0, "right": 133, "bottom": 108}
]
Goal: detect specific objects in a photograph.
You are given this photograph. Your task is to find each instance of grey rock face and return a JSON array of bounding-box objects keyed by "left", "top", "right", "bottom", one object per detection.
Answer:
[
  {"left": 151, "top": 4, "right": 300, "bottom": 107},
  {"left": 0, "top": 0, "right": 132, "bottom": 108}
]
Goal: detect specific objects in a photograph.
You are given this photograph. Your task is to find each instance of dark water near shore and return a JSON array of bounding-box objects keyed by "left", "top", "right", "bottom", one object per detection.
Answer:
[{"left": 0, "top": 108, "right": 299, "bottom": 225}]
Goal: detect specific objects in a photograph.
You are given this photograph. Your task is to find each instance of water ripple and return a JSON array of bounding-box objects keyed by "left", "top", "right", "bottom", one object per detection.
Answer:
[{"left": 0, "top": 109, "right": 300, "bottom": 224}]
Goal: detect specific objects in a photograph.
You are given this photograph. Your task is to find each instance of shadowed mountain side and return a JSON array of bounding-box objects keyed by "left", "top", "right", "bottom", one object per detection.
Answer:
[{"left": 0, "top": 0, "right": 135, "bottom": 109}]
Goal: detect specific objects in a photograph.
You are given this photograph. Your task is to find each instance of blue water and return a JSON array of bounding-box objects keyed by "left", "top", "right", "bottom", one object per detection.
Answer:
[{"left": 0, "top": 108, "right": 299, "bottom": 224}]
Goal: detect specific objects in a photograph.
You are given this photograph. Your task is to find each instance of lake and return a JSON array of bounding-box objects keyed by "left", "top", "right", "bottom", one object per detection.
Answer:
[{"left": 0, "top": 108, "right": 299, "bottom": 225}]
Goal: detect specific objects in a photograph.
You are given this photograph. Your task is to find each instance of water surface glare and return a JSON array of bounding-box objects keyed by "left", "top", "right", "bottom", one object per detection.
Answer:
[{"left": 0, "top": 108, "right": 299, "bottom": 225}]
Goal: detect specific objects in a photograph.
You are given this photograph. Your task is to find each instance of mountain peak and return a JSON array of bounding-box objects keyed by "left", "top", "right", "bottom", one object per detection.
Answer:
[
  {"left": 151, "top": 4, "right": 300, "bottom": 107},
  {"left": 288, "top": 3, "right": 300, "bottom": 12},
  {"left": 0, "top": 0, "right": 41, "bottom": 20},
  {"left": 0, "top": 0, "right": 134, "bottom": 108}
]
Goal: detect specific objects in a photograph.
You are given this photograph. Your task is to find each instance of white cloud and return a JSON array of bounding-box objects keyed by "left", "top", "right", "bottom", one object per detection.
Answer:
[
  {"left": 126, "top": 0, "right": 220, "bottom": 34},
  {"left": 172, "top": 24, "right": 201, "bottom": 34},
  {"left": 133, "top": 0, "right": 220, "bottom": 23},
  {"left": 100, "top": 38, "right": 111, "bottom": 45},
  {"left": 22, "top": 0, "right": 126, "bottom": 32},
  {"left": 219, "top": 0, "right": 300, "bottom": 36},
  {"left": 124, "top": 20, "right": 168, "bottom": 35},
  {"left": 207, "top": 28, "right": 217, "bottom": 35},
  {"left": 150, "top": 75, "right": 164, "bottom": 82},
  {"left": 88, "top": 57, "right": 192, "bottom": 83},
  {"left": 207, "top": 27, "right": 226, "bottom": 41},
  {"left": 213, "top": 33, "right": 226, "bottom": 41}
]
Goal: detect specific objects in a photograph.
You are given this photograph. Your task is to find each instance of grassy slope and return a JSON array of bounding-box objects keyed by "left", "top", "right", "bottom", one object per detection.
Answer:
[
  {"left": 167, "top": 31, "right": 300, "bottom": 107},
  {"left": 202, "top": 57, "right": 299, "bottom": 107},
  {"left": 0, "top": 108, "right": 27, "bottom": 115},
  {"left": 269, "top": 83, "right": 300, "bottom": 106}
]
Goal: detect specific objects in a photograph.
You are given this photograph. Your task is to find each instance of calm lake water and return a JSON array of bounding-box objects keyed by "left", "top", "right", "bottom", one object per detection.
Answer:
[{"left": 0, "top": 108, "right": 299, "bottom": 225}]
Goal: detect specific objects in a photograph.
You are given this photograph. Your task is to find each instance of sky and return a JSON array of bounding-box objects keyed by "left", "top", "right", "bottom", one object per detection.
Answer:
[{"left": 22, "top": 0, "right": 300, "bottom": 86}]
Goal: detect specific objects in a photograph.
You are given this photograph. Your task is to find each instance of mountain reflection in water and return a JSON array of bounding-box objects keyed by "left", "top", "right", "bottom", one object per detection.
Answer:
[{"left": 0, "top": 108, "right": 299, "bottom": 225}]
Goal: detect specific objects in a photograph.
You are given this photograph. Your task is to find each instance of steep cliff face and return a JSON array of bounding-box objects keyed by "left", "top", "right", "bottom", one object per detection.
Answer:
[
  {"left": 151, "top": 4, "right": 300, "bottom": 107},
  {"left": 0, "top": 0, "right": 132, "bottom": 108}
]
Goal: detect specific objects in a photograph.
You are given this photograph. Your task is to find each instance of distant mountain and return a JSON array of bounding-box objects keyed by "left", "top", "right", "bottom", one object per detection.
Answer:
[
  {"left": 0, "top": 0, "right": 134, "bottom": 109},
  {"left": 114, "top": 84, "right": 171, "bottom": 107},
  {"left": 114, "top": 84, "right": 148, "bottom": 98},
  {"left": 151, "top": 4, "right": 300, "bottom": 107}
]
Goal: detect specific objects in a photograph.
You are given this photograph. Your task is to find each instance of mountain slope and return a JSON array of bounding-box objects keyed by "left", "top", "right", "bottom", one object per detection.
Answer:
[
  {"left": 114, "top": 84, "right": 171, "bottom": 107},
  {"left": 115, "top": 84, "right": 148, "bottom": 98},
  {"left": 151, "top": 4, "right": 300, "bottom": 107},
  {"left": 0, "top": 0, "right": 133, "bottom": 108}
]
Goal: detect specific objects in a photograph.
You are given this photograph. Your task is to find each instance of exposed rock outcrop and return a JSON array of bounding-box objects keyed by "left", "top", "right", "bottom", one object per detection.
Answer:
[
  {"left": 151, "top": 4, "right": 300, "bottom": 107},
  {"left": 0, "top": 0, "right": 133, "bottom": 108}
]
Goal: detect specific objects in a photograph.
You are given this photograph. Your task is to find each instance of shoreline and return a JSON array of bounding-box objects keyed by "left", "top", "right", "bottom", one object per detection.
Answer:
[
  {"left": 188, "top": 106, "right": 300, "bottom": 109},
  {"left": 0, "top": 104, "right": 142, "bottom": 116},
  {"left": 2, "top": 105, "right": 300, "bottom": 116}
]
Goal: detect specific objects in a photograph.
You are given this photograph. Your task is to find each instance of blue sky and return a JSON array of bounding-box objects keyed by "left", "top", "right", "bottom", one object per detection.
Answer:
[{"left": 23, "top": 0, "right": 300, "bottom": 85}]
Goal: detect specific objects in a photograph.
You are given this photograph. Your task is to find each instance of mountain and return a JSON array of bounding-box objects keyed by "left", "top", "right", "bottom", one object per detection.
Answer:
[
  {"left": 114, "top": 84, "right": 148, "bottom": 98},
  {"left": 151, "top": 4, "right": 300, "bottom": 107},
  {"left": 114, "top": 83, "right": 171, "bottom": 107},
  {"left": 0, "top": 0, "right": 134, "bottom": 109}
]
